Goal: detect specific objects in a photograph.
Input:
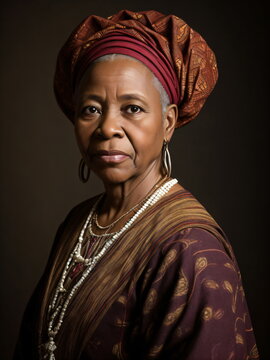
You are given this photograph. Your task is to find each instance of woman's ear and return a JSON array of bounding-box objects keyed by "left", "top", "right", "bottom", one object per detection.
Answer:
[{"left": 164, "top": 104, "right": 178, "bottom": 141}]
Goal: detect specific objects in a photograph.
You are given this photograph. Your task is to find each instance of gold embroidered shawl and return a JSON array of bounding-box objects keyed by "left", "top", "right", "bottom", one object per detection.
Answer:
[{"left": 38, "top": 189, "right": 234, "bottom": 358}]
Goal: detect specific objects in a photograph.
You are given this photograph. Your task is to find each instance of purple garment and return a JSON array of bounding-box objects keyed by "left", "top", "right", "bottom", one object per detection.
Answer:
[
  {"left": 81, "top": 228, "right": 258, "bottom": 359},
  {"left": 13, "top": 191, "right": 259, "bottom": 359}
]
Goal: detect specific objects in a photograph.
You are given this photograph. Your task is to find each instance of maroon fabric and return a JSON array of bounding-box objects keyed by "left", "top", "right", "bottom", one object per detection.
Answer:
[
  {"left": 54, "top": 10, "right": 218, "bottom": 127},
  {"left": 13, "top": 199, "right": 259, "bottom": 359},
  {"left": 73, "top": 32, "right": 180, "bottom": 105},
  {"left": 79, "top": 228, "right": 258, "bottom": 359}
]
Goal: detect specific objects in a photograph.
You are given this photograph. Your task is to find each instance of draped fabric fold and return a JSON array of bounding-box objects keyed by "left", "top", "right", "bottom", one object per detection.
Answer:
[{"left": 38, "top": 190, "right": 235, "bottom": 358}]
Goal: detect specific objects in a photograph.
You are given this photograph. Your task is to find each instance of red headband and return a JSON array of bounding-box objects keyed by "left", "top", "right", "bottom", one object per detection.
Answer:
[{"left": 73, "top": 31, "right": 180, "bottom": 105}]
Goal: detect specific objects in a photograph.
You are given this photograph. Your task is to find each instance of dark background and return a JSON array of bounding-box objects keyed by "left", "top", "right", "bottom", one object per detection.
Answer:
[{"left": 0, "top": 0, "right": 268, "bottom": 358}]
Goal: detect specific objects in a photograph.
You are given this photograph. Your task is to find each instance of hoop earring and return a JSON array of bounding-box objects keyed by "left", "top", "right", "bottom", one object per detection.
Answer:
[
  {"left": 78, "top": 158, "right": 90, "bottom": 183},
  {"left": 162, "top": 140, "right": 172, "bottom": 177}
]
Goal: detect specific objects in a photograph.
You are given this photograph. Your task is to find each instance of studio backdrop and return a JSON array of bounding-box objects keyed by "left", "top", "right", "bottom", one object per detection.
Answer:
[{"left": 0, "top": 0, "right": 268, "bottom": 359}]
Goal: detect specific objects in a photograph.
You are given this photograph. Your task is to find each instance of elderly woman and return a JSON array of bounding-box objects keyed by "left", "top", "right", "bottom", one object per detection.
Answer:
[{"left": 14, "top": 10, "right": 258, "bottom": 360}]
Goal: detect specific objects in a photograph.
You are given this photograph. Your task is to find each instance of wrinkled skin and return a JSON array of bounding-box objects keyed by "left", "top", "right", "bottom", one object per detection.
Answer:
[{"left": 74, "top": 57, "right": 178, "bottom": 224}]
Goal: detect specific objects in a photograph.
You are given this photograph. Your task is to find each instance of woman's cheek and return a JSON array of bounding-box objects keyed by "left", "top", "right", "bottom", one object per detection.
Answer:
[
  {"left": 76, "top": 122, "right": 90, "bottom": 143},
  {"left": 74, "top": 130, "right": 87, "bottom": 155}
]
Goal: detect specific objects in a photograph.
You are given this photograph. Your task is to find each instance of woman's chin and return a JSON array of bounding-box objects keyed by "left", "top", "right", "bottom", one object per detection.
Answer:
[{"left": 93, "top": 168, "right": 134, "bottom": 185}]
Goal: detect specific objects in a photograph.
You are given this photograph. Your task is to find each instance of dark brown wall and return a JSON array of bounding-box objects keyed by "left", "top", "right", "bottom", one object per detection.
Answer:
[{"left": 0, "top": 0, "right": 268, "bottom": 358}]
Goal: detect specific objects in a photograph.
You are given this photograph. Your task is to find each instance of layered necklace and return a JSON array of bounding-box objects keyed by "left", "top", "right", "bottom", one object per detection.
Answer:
[{"left": 40, "top": 177, "right": 178, "bottom": 359}]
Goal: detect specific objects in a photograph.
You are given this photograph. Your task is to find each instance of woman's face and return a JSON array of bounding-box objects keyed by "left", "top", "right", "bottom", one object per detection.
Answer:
[{"left": 74, "top": 57, "right": 176, "bottom": 185}]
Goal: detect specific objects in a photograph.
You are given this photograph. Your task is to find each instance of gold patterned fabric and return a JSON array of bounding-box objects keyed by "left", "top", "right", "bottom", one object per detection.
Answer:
[
  {"left": 14, "top": 189, "right": 258, "bottom": 359},
  {"left": 54, "top": 10, "right": 218, "bottom": 127}
]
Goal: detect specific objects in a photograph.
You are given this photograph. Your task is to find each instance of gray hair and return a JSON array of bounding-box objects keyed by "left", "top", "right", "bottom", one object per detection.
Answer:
[{"left": 93, "top": 54, "right": 170, "bottom": 114}]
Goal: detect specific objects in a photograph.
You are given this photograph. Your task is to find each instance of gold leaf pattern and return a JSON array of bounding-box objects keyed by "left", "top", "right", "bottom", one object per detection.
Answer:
[
  {"left": 249, "top": 344, "right": 259, "bottom": 359},
  {"left": 195, "top": 257, "right": 208, "bottom": 272},
  {"left": 148, "top": 344, "right": 163, "bottom": 357},
  {"left": 224, "top": 262, "right": 236, "bottom": 271},
  {"left": 112, "top": 342, "right": 125, "bottom": 360},
  {"left": 155, "top": 249, "right": 177, "bottom": 282},
  {"left": 239, "top": 285, "right": 245, "bottom": 301},
  {"left": 143, "top": 288, "right": 157, "bottom": 314},
  {"left": 213, "top": 309, "right": 224, "bottom": 320},
  {"left": 141, "top": 268, "right": 152, "bottom": 291},
  {"left": 117, "top": 296, "right": 127, "bottom": 305},
  {"left": 223, "top": 280, "right": 233, "bottom": 293},
  {"left": 232, "top": 290, "right": 237, "bottom": 314},
  {"left": 201, "top": 306, "right": 213, "bottom": 321},
  {"left": 203, "top": 279, "right": 219, "bottom": 289},
  {"left": 179, "top": 238, "right": 198, "bottom": 249},
  {"left": 235, "top": 333, "right": 244, "bottom": 345},
  {"left": 115, "top": 318, "right": 129, "bottom": 327},
  {"left": 162, "top": 249, "right": 177, "bottom": 269},
  {"left": 163, "top": 304, "right": 185, "bottom": 326},
  {"left": 174, "top": 270, "right": 188, "bottom": 296}
]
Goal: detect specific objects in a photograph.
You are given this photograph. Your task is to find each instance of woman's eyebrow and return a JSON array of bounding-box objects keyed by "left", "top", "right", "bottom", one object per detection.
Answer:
[
  {"left": 82, "top": 94, "right": 103, "bottom": 102},
  {"left": 79, "top": 93, "right": 149, "bottom": 105},
  {"left": 119, "top": 94, "right": 148, "bottom": 104}
]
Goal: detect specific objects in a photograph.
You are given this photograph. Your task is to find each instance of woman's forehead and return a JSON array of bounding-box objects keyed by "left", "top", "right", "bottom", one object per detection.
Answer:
[{"left": 76, "top": 58, "right": 159, "bottom": 99}]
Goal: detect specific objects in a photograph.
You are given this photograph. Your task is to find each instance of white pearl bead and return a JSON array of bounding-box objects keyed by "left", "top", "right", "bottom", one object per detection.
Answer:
[{"left": 44, "top": 178, "right": 178, "bottom": 354}]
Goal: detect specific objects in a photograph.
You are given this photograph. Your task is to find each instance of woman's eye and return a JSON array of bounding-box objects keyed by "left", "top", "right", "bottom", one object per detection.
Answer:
[
  {"left": 126, "top": 105, "right": 143, "bottom": 114},
  {"left": 82, "top": 106, "right": 101, "bottom": 115}
]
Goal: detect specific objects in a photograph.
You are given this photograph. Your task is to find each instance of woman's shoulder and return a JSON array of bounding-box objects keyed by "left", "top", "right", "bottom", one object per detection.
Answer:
[
  {"left": 138, "top": 226, "right": 239, "bottom": 308},
  {"left": 154, "top": 226, "right": 233, "bottom": 268},
  {"left": 149, "top": 185, "right": 233, "bottom": 255}
]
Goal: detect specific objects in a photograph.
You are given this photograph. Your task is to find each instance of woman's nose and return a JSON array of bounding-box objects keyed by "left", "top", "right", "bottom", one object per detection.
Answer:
[{"left": 95, "top": 110, "right": 124, "bottom": 139}]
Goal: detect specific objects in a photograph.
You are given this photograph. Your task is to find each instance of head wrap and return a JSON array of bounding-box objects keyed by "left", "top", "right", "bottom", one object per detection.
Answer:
[{"left": 54, "top": 10, "right": 218, "bottom": 128}]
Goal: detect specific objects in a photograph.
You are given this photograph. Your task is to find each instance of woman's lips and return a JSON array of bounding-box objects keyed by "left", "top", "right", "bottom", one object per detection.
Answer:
[{"left": 93, "top": 150, "right": 130, "bottom": 164}]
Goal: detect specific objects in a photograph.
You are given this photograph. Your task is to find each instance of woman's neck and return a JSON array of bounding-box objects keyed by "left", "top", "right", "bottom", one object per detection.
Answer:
[{"left": 99, "top": 166, "right": 165, "bottom": 224}]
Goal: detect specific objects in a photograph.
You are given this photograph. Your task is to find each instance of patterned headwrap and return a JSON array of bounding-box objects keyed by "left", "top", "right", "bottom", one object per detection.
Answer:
[{"left": 54, "top": 10, "right": 218, "bottom": 128}]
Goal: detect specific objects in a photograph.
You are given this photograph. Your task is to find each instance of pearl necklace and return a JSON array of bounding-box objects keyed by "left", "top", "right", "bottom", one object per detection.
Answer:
[{"left": 41, "top": 178, "right": 178, "bottom": 359}]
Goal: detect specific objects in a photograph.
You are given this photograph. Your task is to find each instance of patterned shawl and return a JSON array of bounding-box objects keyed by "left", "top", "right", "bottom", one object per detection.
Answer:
[{"left": 37, "top": 189, "right": 234, "bottom": 358}]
